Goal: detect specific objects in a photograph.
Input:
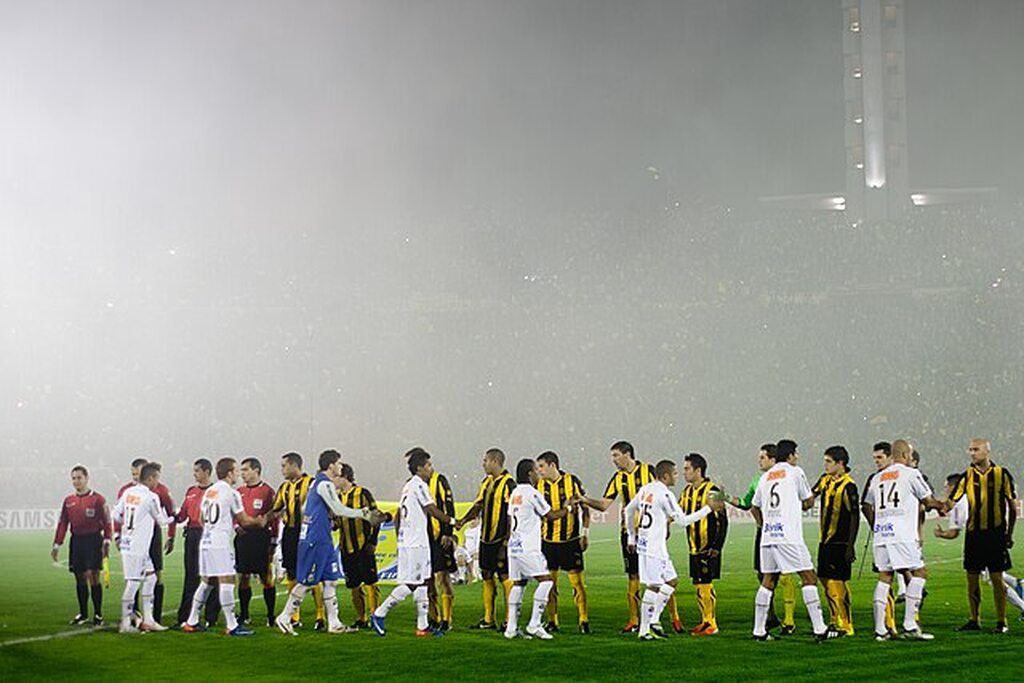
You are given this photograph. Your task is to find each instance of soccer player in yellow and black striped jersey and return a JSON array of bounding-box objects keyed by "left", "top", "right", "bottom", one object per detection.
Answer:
[
  {"left": 457, "top": 448, "right": 515, "bottom": 629},
  {"left": 271, "top": 452, "right": 324, "bottom": 629},
  {"left": 581, "top": 440, "right": 660, "bottom": 633},
  {"left": 679, "top": 452, "right": 728, "bottom": 635},
  {"left": 947, "top": 438, "right": 1017, "bottom": 632},
  {"left": 425, "top": 464, "right": 457, "bottom": 631},
  {"left": 335, "top": 463, "right": 383, "bottom": 629},
  {"left": 535, "top": 451, "right": 590, "bottom": 634},
  {"left": 812, "top": 446, "right": 859, "bottom": 635}
]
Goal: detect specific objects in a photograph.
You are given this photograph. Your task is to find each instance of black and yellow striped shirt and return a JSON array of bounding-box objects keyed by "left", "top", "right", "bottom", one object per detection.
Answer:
[
  {"left": 272, "top": 473, "right": 313, "bottom": 528},
  {"left": 428, "top": 472, "right": 456, "bottom": 540},
  {"left": 603, "top": 462, "right": 655, "bottom": 529},
  {"left": 474, "top": 472, "right": 515, "bottom": 544},
  {"left": 952, "top": 463, "right": 1017, "bottom": 532},
  {"left": 679, "top": 479, "right": 728, "bottom": 554},
  {"left": 813, "top": 473, "right": 859, "bottom": 544},
  {"left": 537, "top": 472, "right": 586, "bottom": 543},
  {"left": 337, "top": 485, "right": 379, "bottom": 554}
]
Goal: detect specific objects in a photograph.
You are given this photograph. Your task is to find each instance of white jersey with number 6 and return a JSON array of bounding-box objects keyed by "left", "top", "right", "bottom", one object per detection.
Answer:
[
  {"left": 507, "top": 484, "right": 550, "bottom": 556},
  {"left": 753, "top": 462, "right": 812, "bottom": 546},
  {"left": 397, "top": 476, "right": 432, "bottom": 550},
  {"left": 112, "top": 484, "right": 170, "bottom": 556},
  {"left": 624, "top": 480, "right": 711, "bottom": 559},
  {"left": 200, "top": 480, "right": 244, "bottom": 550},
  {"left": 862, "top": 463, "right": 931, "bottom": 545}
]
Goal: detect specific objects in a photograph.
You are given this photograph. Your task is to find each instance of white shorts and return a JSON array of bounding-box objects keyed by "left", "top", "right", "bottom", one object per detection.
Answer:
[
  {"left": 508, "top": 551, "right": 548, "bottom": 581},
  {"left": 199, "top": 546, "right": 236, "bottom": 578},
  {"left": 874, "top": 541, "right": 924, "bottom": 572},
  {"left": 760, "top": 543, "right": 814, "bottom": 574},
  {"left": 121, "top": 553, "right": 155, "bottom": 581},
  {"left": 397, "top": 546, "right": 431, "bottom": 585},
  {"left": 638, "top": 553, "right": 677, "bottom": 587}
]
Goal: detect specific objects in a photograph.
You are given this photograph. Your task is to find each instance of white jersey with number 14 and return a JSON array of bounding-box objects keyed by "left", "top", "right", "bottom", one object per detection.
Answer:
[{"left": 863, "top": 463, "right": 930, "bottom": 545}]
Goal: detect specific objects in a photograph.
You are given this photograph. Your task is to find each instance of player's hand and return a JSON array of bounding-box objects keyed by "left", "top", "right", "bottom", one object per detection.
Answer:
[
  {"left": 50, "top": 545, "right": 59, "bottom": 562},
  {"left": 164, "top": 537, "right": 174, "bottom": 555},
  {"left": 626, "top": 543, "right": 636, "bottom": 554},
  {"left": 102, "top": 539, "right": 111, "bottom": 559},
  {"left": 708, "top": 549, "right": 720, "bottom": 559},
  {"left": 454, "top": 517, "right": 465, "bottom": 531},
  {"left": 580, "top": 535, "right": 589, "bottom": 552},
  {"left": 365, "top": 508, "right": 386, "bottom": 526},
  {"left": 1006, "top": 533, "right": 1014, "bottom": 549},
  {"left": 844, "top": 544, "right": 855, "bottom": 564},
  {"left": 441, "top": 535, "right": 455, "bottom": 550},
  {"left": 933, "top": 525, "right": 945, "bottom": 538}
]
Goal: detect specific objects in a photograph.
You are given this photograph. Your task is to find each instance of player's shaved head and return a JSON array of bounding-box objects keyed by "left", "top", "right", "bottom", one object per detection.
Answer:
[
  {"left": 215, "top": 457, "right": 236, "bottom": 480},
  {"left": 655, "top": 459, "right": 676, "bottom": 479},
  {"left": 892, "top": 439, "right": 913, "bottom": 464},
  {"left": 140, "top": 462, "right": 161, "bottom": 483},
  {"left": 485, "top": 448, "right": 505, "bottom": 466}
]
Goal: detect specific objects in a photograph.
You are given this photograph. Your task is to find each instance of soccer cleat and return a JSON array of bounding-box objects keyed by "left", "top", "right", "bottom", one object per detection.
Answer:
[
  {"left": 672, "top": 618, "right": 685, "bottom": 634},
  {"left": 874, "top": 631, "right": 893, "bottom": 642},
  {"left": 181, "top": 622, "right": 206, "bottom": 633},
  {"left": 814, "top": 626, "right": 842, "bottom": 642},
  {"left": 328, "top": 623, "right": 358, "bottom": 634},
  {"left": 274, "top": 616, "right": 297, "bottom": 636},
  {"left": 779, "top": 624, "right": 796, "bottom": 636},
  {"left": 504, "top": 628, "right": 530, "bottom": 640},
  {"left": 544, "top": 621, "right": 560, "bottom": 633},
  {"left": 900, "top": 628, "right": 934, "bottom": 641},
  {"left": 139, "top": 621, "right": 169, "bottom": 633},
  {"left": 620, "top": 621, "right": 639, "bottom": 634},
  {"left": 579, "top": 621, "right": 591, "bottom": 635},
  {"left": 351, "top": 620, "right": 369, "bottom": 630},
  {"left": 370, "top": 614, "right": 386, "bottom": 637},
  {"left": 1015, "top": 582, "right": 1024, "bottom": 602},
  {"left": 313, "top": 619, "right": 326, "bottom": 632},
  {"left": 956, "top": 620, "right": 981, "bottom": 632},
  {"left": 751, "top": 633, "right": 774, "bottom": 641},
  {"left": 765, "top": 613, "right": 782, "bottom": 631},
  {"left": 650, "top": 623, "right": 666, "bottom": 638},
  {"left": 895, "top": 594, "right": 906, "bottom": 604},
  {"left": 266, "top": 616, "right": 276, "bottom": 628},
  {"left": 92, "top": 615, "right": 104, "bottom": 627},
  {"left": 291, "top": 619, "right": 304, "bottom": 630},
  {"left": 476, "top": 619, "right": 497, "bottom": 630},
  {"left": 638, "top": 632, "right": 663, "bottom": 642},
  {"left": 693, "top": 623, "right": 719, "bottom": 636},
  {"left": 438, "top": 621, "right": 451, "bottom": 633},
  {"left": 526, "top": 625, "right": 554, "bottom": 640},
  {"left": 991, "top": 623, "right": 1009, "bottom": 634},
  {"left": 689, "top": 622, "right": 708, "bottom": 636},
  {"left": 415, "top": 627, "right": 446, "bottom": 637},
  {"left": 119, "top": 621, "right": 139, "bottom": 634},
  {"left": 226, "top": 625, "right": 256, "bottom": 637},
  {"left": 69, "top": 614, "right": 88, "bottom": 626}
]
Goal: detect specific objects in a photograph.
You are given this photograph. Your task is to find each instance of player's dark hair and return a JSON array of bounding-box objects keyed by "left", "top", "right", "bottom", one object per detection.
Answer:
[
  {"left": 215, "top": 458, "right": 235, "bottom": 479},
  {"left": 340, "top": 462, "right": 355, "bottom": 483},
  {"left": 194, "top": 458, "right": 212, "bottom": 473},
  {"left": 485, "top": 448, "right": 505, "bottom": 466},
  {"left": 407, "top": 448, "right": 431, "bottom": 475},
  {"left": 131, "top": 457, "right": 148, "bottom": 469},
  {"left": 71, "top": 465, "right": 88, "bottom": 477},
  {"left": 685, "top": 452, "right": 708, "bottom": 477},
  {"left": 775, "top": 440, "right": 797, "bottom": 462},
  {"left": 319, "top": 449, "right": 341, "bottom": 471},
  {"left": 873, "top": 442, "right": 892, "bottom": 456},
  {"left": 825, "top": 445, "right": 850, "bottom": 472},
  {"left": 946, "top": 473, "right": 962, "bottom": 487},
  {"left": 911, "top": 449, "right": 920, "bottom": 465},
  {"left": 140, "top": 462, "right": 161, "bottom": 482},
  {"left": 760, "top": 443, "right": 776, "bottom": 457},
  {"left": 405, "top": 446, "right": 427, "bottom": 459},
  {"left": 516, "top": 458, "right": 535, "bottom": 484},
  {"left": 536, "top": 451, "right": 560, "bottom": 468},
  {"left": 281, "top": 452, "right": 303, "bottom": 469},
  {"left": 241, "top": 457, "right": 261, "bottom": 473},
  {"left": 610, "top": 441, "right": 634, "bottom": 458},
  {"left": 655, "top": 459, "right": 676, "bottom": 479}
]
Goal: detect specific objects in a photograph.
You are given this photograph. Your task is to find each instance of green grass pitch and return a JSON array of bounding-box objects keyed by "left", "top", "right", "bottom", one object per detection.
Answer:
[{"left": 1, "top": 522, "right": 1021, "bottom": 681}]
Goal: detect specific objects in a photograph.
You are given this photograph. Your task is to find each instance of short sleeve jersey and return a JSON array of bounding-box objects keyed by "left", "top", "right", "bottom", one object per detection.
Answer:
[
  {"left": 948, "top": 496, "right": 969, "bottom": 531},
  {"left": 507, "top": 484, "right": 551, "bottom": 557},
  {"left": 625, "top": 481, "right": 681, "bottom": 559},
  {"left": 862, "top": 463, "right": 931, "bottom": 545},
  {"left": 398, "top": 476, "right": 433, "bottom": 549},
  {"left": 112, "top": 485, "right": 166, "bottom": 556},
  {"left": 200, "top": 480, "right": 244, "bottom": 550},
  {"left": 752, "top": 462, "right": 812, "bottom": 547}
]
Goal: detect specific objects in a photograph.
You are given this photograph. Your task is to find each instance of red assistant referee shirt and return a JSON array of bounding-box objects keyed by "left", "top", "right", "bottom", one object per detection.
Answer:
[
  {"left": 175, "top": 484, "right": 212, "bottom": 529},
  {"left": 237, "top": 482, "right": 277, "bottom": 534},
  {"left": 54, "top": 490, "right": 112, "bottom": 544}
]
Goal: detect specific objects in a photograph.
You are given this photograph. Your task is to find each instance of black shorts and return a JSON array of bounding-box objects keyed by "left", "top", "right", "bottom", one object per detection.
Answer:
[
  {"left": 69, "top": 532, "right": 103, "bottom": 573},
  {"left": 964, "top": 529, "right": 1012, "bottom": 573},
  {"left": 689, "top": 551, "right": 721, "bottom": 584},
  {"left": 620, "top": 531, "right": 639, "bottom": 576},
  {"left": 149, "top": 526, "right": 163, "bottom": 572},
  {"left": 430, "top": 538, "right": 457, "bottom": 574},
  {"left": 281, "top": 527, "right": 300, "bottom": 579},
  {"left": 234, "top": 528, "right": 272, "bottom": 575},
  {"left": 340, "top": 545, "right": 379, "bottom": 588},
  {"left": 478, "top": 540, "right": 508, "bottom": 576},
  {"left": 542, "top": 539, "right": 584, "bottom": 573},
  {"left": 817, "top": 543, "right": 853, "bottom": 581}
]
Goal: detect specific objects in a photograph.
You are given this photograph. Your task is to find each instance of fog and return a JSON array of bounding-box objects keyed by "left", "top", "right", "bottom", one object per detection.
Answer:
[{"left": 2, "top": 0, "right": 1022, "bottom": 508}]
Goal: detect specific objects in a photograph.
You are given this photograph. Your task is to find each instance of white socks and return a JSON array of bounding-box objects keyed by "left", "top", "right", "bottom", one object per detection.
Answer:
[
  {"left": 219, "top": 583, "right": 237, "bottom": 631},
  {"left": 187, "top": 582, "right": 213, "bottom": 626},
  {"left": 505, "top": 585, "right": 524, "bottom": 636},
  {"left": 873, "top": 581, "right": 890, "bottom": 636},
  {"left": 122, "top": 580, "right": 141, "bottom": 622},
  {"left": 279, "top": 583, "right": 308, "bottom": 622},
  {"left": 323, "top": 581, "right": 341, "bottom": 629},
  {"left": 528, "top": 581, "right": 553, "bottom": 631},
  {"left": 903, "top": 577, "right": 925, "bottom": 631},
  {"left": 801, "top": 584, "right": 826, "bottom": 635},
  {"left": 141, "top": 573, "right": 157, "bottom": 624},
  {"left": 375, "top": 584, "right": 411, "bottom": 618},
  {"left": 753, "top": 586, "right": 773, "bottom": 636},
  {"left": 414, "top": 586, "right": 429, "bottom": 630}
]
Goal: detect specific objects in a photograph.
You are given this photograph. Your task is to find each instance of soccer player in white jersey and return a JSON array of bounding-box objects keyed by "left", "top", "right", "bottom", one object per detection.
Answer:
[
  {"left": 182, "top": 458, "right": 267, "bottom": 636},
  {"left": 625, "top": 459, "right": 724, "bottom": 641},
  {"left": 110, "top": 462, "right": 173, "bottom": 633},
  {"left": 502, "top": 458, "right": 577, "bottom": 640},
  {"left": 751, "top": 440, "right": 840, "bottom": 642},
  {"left": 371, "top": 448, "right": 457, "bottom": 637},
  {"left": 862, "top": 439, "right": 943, "bottom": 641}
]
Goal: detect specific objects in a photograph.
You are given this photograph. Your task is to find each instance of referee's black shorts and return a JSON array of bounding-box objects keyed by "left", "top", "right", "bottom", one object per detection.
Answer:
[
  {"left": 430, "top": 538, "right": 457, "bottom": 574},
  {"left": 341, "top": 544, "right": 379, "bottom": 589},
  {"left": 69, "top": 532, "right": 103, "bottom": 574},
  {"left": 817, "top": 542, "right": 853, "bottom": 581},
  {"left": 620, "top": 530, "right": 639, "bottom": 575},
  {"left": 964, "top": 529, "right": 1012, "bottom": 573},
  {"left": 234, "top": 528, "right": 272, "bottom": 575},
  {"left": 542, "top": 539, "right": 584, "bottom": 573},
  {"left": 478, "top": 540, "right": 508, "bottom": 576}
]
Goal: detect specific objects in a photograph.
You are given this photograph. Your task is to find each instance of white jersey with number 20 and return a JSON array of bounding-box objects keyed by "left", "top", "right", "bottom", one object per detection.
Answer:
[
  {"left": 200, "top": 480, "right": 244, "bottom": 550},
  {"left": 753, "top": 462, "right": 812, "bottom": 547}
]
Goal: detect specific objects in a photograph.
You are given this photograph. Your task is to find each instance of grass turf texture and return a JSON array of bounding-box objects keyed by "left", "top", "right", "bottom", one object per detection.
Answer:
[{"left": 1, "top": 522, "right": 1021, "bottom": 682}]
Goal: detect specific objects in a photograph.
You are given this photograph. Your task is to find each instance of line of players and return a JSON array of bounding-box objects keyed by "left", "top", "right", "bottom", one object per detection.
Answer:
[{"left": 53, "top": 436, "right": 1017, "bottom": 640}]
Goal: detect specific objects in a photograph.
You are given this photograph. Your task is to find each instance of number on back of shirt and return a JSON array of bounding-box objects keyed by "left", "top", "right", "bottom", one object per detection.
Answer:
[
  {"left": 201, "top": 499, "right": 220, "bottom": 525},
  {"left": 124, "top": 505, "right": 137, "bottom": 531},
  {"left": 638, "top": 503, "right": 653, "bottom": 530},
  {"left": 877, "top": 482, "right": 900, "bottom": 510},
  {"left": 769, "top": 482, "right": 780, "bottom": 509}
]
